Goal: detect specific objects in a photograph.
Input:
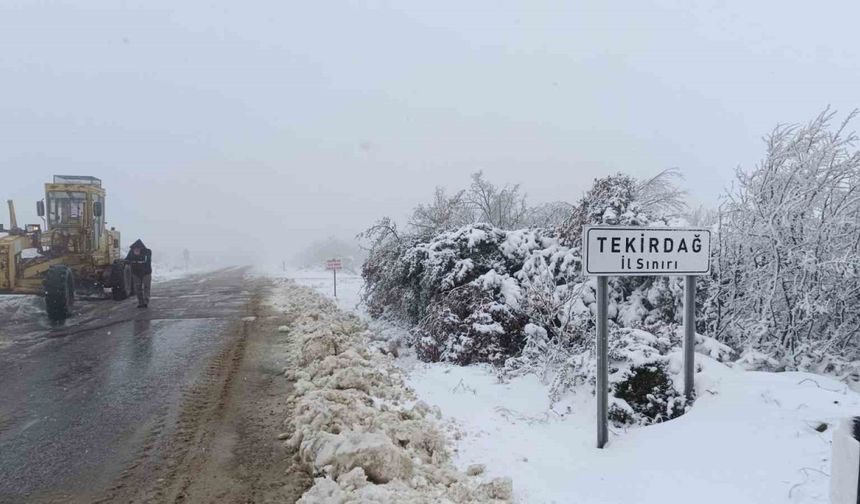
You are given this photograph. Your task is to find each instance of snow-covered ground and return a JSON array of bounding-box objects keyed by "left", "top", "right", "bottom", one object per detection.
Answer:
[
  {"left": 403, "top": 357, "right": 857, "bottom": 504},
  {"left": 283, "top": 271, "right": 860, "bottom": 503}
]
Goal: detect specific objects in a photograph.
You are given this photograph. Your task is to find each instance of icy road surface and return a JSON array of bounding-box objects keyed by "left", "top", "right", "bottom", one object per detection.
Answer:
[{"left": 0, "top": 267, "right": 292, "bottom": 503}]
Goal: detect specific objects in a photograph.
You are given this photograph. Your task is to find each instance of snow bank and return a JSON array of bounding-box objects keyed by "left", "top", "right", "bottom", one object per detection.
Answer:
[{"left": 269, "top": 280, "right": 512, "bottom": 503}]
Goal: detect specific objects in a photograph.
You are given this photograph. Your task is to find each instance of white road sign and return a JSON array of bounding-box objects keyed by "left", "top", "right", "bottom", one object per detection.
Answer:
[{"left": 583, "top": 226, "right": 711, "bottom": 276}]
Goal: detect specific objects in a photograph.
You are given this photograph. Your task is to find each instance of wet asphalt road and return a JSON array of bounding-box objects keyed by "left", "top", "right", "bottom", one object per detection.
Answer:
[{"left": 0, "top": 267, "right": 256, "bottom": 503}]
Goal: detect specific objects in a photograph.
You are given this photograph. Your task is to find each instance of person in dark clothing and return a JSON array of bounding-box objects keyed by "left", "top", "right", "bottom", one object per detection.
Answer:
[{"left": 126, "top": 239, "right": 152, "bottom": 308}]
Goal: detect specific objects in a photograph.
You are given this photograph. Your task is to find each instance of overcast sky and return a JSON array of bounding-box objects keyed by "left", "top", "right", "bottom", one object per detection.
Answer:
[{"left": 2, "top": 0, "right": 858, "bottom": 267}]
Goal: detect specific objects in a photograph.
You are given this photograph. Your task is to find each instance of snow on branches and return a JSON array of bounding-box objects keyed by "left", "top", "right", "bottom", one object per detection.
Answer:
[{"left": 709, "top": 108, "right": 860, "bottom": 372}]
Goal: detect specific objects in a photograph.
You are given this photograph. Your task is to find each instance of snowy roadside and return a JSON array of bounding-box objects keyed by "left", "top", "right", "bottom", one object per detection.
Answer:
[
  {"left": 299, "top": 272, "right": 860, "bottom": 504},
  {"left": 268, "top": 279, "right": 513, "bottom": 502},
  {"left": 280, "top": 267, "right": 364, "bottom": 314}
]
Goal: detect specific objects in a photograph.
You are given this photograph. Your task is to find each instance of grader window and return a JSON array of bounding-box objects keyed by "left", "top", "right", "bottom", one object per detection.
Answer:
[{"left": 47, "top": 192, "right": 87, "bottom": 228}]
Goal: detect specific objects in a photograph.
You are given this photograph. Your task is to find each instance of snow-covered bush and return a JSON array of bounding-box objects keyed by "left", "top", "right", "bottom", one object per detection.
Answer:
[
  {"left": 708, "top": 109, "right": 860, "bottom": 370},
  {"left": 359, "top": 218, "right": 423, "bottom": 322},
  {"left": 610, "top": 362, "right": 685, "bottom": 425},
  {"left": 363, "top": 222, "right": 556, "bottom": 325},
  {"left": 523, "top": 325, "right": 691, "bottom": 426},
  {"left": 414, "top": 284, "right": 528, "bottom": 366},
  {"left": 366, "top": 224, "right": 562, "bottom": 365},
  {"left": 606, "top": 328, "right": 689, "bottom": 425}
]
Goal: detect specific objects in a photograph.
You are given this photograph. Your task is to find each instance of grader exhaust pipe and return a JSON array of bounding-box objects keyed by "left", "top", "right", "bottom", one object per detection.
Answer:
[{"left": 7, "top": 200, "right": 17, "bottom": 231}]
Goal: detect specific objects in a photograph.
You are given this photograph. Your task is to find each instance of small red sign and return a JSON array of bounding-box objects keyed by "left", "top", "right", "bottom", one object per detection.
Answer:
[{"left": 325, "top": 259, "right": 342, "bottom": 271}]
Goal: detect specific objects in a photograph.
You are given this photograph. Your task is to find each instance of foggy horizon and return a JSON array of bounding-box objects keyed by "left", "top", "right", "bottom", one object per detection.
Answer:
[{"left": 3, "top": 1, "right": 859, "bottom": 267}]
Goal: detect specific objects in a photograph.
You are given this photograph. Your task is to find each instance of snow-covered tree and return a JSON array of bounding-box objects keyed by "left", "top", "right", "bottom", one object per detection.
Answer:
[
  {"left": 523, "top": 201, "right": 575, "bottom": 228},
  {"left": 465, "top": 171, "right": 529, "bottom": 229},
  {"left": 635, "top": 168, "right": 688, "bottom": 219},
  {"left": 405, "top": 172, "right": 570, "bottom": 239},
  {"left": 408, "top": 187, "right": 472, "bottom": 239},
  {"left": 709, "top": 109, "right": 860, "bottom": 370}
]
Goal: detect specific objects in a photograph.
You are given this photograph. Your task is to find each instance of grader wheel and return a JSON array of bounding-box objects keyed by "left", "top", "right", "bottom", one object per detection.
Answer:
[
  {"left": 44, "top": 265, "right": 75, "bottom": 321},
  {"left": 111, "top": 260, "right": 132, "bottom": 301}
]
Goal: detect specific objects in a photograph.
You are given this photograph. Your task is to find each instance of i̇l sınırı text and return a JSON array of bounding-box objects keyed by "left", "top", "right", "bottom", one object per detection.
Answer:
[{"left": 595, "top": 233, "right": 705, "bottom": 272}]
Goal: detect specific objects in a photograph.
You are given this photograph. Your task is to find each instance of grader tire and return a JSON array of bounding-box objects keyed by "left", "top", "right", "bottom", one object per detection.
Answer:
[
  {"left": 111, "top": 260, "right": 132, "bottom": 301},
  {"left": 45, "top": 265, "right": 75, "bottom": 321}
]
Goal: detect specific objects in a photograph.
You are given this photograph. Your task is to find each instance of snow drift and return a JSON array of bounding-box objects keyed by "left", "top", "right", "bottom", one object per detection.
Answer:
[{"left": 268, "top": 280, "right": 512, "bottom": 503}]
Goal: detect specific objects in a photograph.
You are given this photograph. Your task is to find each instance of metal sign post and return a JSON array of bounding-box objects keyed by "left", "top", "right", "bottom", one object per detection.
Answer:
[
  {"left": 325, "top": 259, "right": 343, "bottom": 299},
  {"left": 582, "top": 226, "right": 711, "bottom": 449},
  {"left": 684, "top": 275, "right": 696, "bottom": 399},
  {"left": 596, "top": 275, "right": 609, "bottom": 449}
]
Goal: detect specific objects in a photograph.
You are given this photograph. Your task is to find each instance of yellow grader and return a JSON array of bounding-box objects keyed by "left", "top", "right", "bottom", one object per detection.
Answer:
[{"left": 0, "top": 175, "right": 132, "bottom": 320}]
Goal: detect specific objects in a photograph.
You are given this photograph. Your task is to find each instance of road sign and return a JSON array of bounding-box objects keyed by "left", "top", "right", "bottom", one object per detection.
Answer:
[
  {"left": 582, "top": 226, "right": 711, "bottom": 276},
  {"left": 325, "top": 259, "right": 342, "bottom": 298},
  {"left": 583, "top": 226, "right": 711, "bottom": 449}
]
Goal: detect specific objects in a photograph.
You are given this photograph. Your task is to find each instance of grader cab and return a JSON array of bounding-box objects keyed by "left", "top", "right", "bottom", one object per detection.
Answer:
[{"left": 0, "top": 175, "right": 133, "bottom": 320}]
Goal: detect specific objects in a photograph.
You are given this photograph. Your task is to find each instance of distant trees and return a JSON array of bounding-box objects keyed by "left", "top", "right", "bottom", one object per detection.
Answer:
[{"left": 406, "top": 171, "right": 572, "bottom": 237}]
